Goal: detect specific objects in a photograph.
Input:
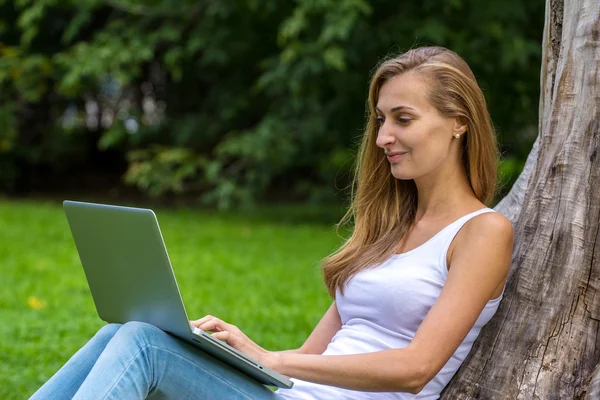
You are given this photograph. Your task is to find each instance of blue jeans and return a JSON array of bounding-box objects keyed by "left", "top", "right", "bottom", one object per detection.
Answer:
[{"left": 30, "top": 321, "right": 285, "bottom": 399}]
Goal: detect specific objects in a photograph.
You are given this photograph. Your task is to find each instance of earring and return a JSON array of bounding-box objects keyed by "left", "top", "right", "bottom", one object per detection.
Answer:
[{"left": 454, "top": 134, "right": 460, "bottom": 138}]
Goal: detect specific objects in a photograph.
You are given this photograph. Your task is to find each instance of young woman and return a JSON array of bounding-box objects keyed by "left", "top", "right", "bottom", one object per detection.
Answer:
[{"left": 31, "top": 46, "right": 513, "bottom": 399}]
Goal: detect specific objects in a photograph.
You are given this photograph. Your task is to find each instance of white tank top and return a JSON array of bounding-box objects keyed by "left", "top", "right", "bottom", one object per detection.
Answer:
[{"left": 277, "top": 208, "right": 503, "bottom": 400}]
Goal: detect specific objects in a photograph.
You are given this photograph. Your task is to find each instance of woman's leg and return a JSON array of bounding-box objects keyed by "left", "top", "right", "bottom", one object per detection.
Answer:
[
  {"left": 30, "top": 323, "right": 122, "bottom": 400},
  {"left": 72, "top": 321, "right": 283, "bottom": 400}
]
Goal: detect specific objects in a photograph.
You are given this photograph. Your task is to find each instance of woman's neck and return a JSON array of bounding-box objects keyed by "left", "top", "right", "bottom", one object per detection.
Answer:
[{"left": 412, "top": 164, "right": 480, "bottom": 222}]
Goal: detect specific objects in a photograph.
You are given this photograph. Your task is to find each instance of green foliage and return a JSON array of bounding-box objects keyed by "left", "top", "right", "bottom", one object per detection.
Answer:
[
  {"left": 0, "top": 0, "right": 543, "bottom": 205},
  {"left": 124, "top": 145, "right": 206, "bottom": 197},
  {"left": 497, "top": 155, "right": 526, "bottom": 199},
  {"left": 0, "top": 199, "right": 341, "bottom": 398}
]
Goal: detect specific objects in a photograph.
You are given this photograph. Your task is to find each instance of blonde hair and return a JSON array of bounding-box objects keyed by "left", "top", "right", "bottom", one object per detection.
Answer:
[{"left": 322, "top": 46, "right": 499, "bottom": 297}]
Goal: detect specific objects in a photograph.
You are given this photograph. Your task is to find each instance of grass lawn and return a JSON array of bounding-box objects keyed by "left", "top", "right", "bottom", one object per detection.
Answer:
[{"left": 0, "top": 198, "right": 346, "bottom": 398}]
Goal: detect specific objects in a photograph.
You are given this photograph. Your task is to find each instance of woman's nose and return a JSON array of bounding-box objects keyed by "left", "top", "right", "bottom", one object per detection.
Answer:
[{"left": 376, "top": 123, "right": 395, "bottom": 148}]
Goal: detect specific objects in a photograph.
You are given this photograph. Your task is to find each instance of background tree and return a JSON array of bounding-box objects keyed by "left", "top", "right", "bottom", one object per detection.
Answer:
[
  {"left": 442, "top": 0, "right": 600, "bottom": 397},
  {"left": 0, "top": 0, "right": 543, "bottom": 207}
]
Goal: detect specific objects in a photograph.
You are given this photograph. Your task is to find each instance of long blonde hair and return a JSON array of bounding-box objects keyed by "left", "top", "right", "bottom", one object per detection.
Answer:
[{"left": 322, "top": 46, "right": 499, "bottom": 297}]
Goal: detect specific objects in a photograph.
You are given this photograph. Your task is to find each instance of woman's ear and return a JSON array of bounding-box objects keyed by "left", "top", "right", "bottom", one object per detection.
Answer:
[{"left": 453, "top": 117, "right": 468, "bottom": 135}]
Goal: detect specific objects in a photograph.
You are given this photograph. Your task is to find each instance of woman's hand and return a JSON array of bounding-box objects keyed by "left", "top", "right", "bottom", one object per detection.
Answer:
[{"left": 190, "top": 315, "right": 282, "bottom": 371}]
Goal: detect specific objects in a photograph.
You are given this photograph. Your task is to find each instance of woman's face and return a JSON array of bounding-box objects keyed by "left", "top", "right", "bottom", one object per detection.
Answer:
[{"left": 375, "top": 72, "right": 467, "bottom": 181}]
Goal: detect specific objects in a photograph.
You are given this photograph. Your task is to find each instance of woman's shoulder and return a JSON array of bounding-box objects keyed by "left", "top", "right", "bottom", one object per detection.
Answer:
[
  {"left": 446, "top": 208, "right": 513, "bottom": 279},
  {"left": 469, "top": 208, "right": 511, "bottom": 228},
  {"left": 455, "top": 209, "right": 514, "bottom": 252}
]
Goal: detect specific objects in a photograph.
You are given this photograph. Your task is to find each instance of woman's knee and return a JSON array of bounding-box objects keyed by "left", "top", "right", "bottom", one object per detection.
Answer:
[
  {"left": 117, "top": 321, "right": 165, "bottom": 343},
  {"left": 94, "top": 323, "right": 122, "bottom": 343},
  {"left": 101, "top": 321, "right": 173, "bottom": 357}
]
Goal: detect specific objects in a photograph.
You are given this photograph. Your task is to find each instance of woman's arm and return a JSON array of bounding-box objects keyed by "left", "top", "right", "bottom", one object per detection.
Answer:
[{"left": 192, "top": 302, "right": 341, "bottom": 355}]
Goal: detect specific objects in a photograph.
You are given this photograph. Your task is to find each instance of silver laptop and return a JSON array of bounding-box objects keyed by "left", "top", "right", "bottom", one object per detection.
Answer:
[{"left": 63, "top": 200, "right": 293, "bottom": 389}]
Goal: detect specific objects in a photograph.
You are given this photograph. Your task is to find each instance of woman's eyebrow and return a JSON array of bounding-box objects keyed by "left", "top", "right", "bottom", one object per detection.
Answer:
[{"left": 375, "top": 105, "right": 417, "bottom": 113}]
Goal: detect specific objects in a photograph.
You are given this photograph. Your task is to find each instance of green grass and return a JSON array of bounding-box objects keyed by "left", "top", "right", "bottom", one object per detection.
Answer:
[{"left": 0, "top": 199, "right": 345, "bottom": 398}]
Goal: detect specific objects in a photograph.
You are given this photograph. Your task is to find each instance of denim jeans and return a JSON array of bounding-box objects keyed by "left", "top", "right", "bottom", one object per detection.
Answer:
[{"left": 29, "top": 321, "right": 286, "bottom": 399}]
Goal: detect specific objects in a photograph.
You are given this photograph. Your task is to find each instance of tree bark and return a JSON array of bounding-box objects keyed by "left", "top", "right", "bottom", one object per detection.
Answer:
[
  {"left": 442, "top": 0, "right": 600, "bottom": 398},
  {"left": 587, "top": 362, "right": 600, "bottom": 399}
]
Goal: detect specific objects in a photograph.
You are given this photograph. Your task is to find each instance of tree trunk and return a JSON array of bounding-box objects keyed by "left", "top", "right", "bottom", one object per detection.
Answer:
[{"left": 441, "top": 0, "right": 600, "bottom": 398}]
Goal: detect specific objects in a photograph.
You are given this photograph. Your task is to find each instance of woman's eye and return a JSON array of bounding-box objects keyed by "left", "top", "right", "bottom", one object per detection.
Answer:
[
  {"left": 398, "top": 118, "right": 411, "bottom": 125},
  {"left": 376, "top": 116, "right": 385, "bottom": 125}
]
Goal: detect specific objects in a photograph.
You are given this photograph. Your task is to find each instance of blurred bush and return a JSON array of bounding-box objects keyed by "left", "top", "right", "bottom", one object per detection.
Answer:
[{"left": 0, "top": 0, "right": 542, "bottom": 207}]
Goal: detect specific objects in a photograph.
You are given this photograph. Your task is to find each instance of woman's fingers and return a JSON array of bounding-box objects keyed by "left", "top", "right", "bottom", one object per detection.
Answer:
[
  {"left": 211, "top": 330, "right": 236, "bottom": 345},
  {"left": 191, "top": 315, "right": 223, "bottom": 330},
  {"left": 199, "top": 319, "right": 227, "bottom": 332},
  {"left": 190, "top": 316, "right": 269, "bottom": 365},
  {"left": 190, "top": 316, "right": 247, "bottom": 341},
  {"left": 191, "top": 316, "right": 237, "bottom": 334},
  {"left": 190, "top": 315, "right": 214, "bottom": 327}
]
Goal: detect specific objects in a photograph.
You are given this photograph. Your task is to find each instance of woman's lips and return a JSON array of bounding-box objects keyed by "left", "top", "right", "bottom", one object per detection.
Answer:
[{"left": 386, "top": 152, "right": 407, "bottom": 162}]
